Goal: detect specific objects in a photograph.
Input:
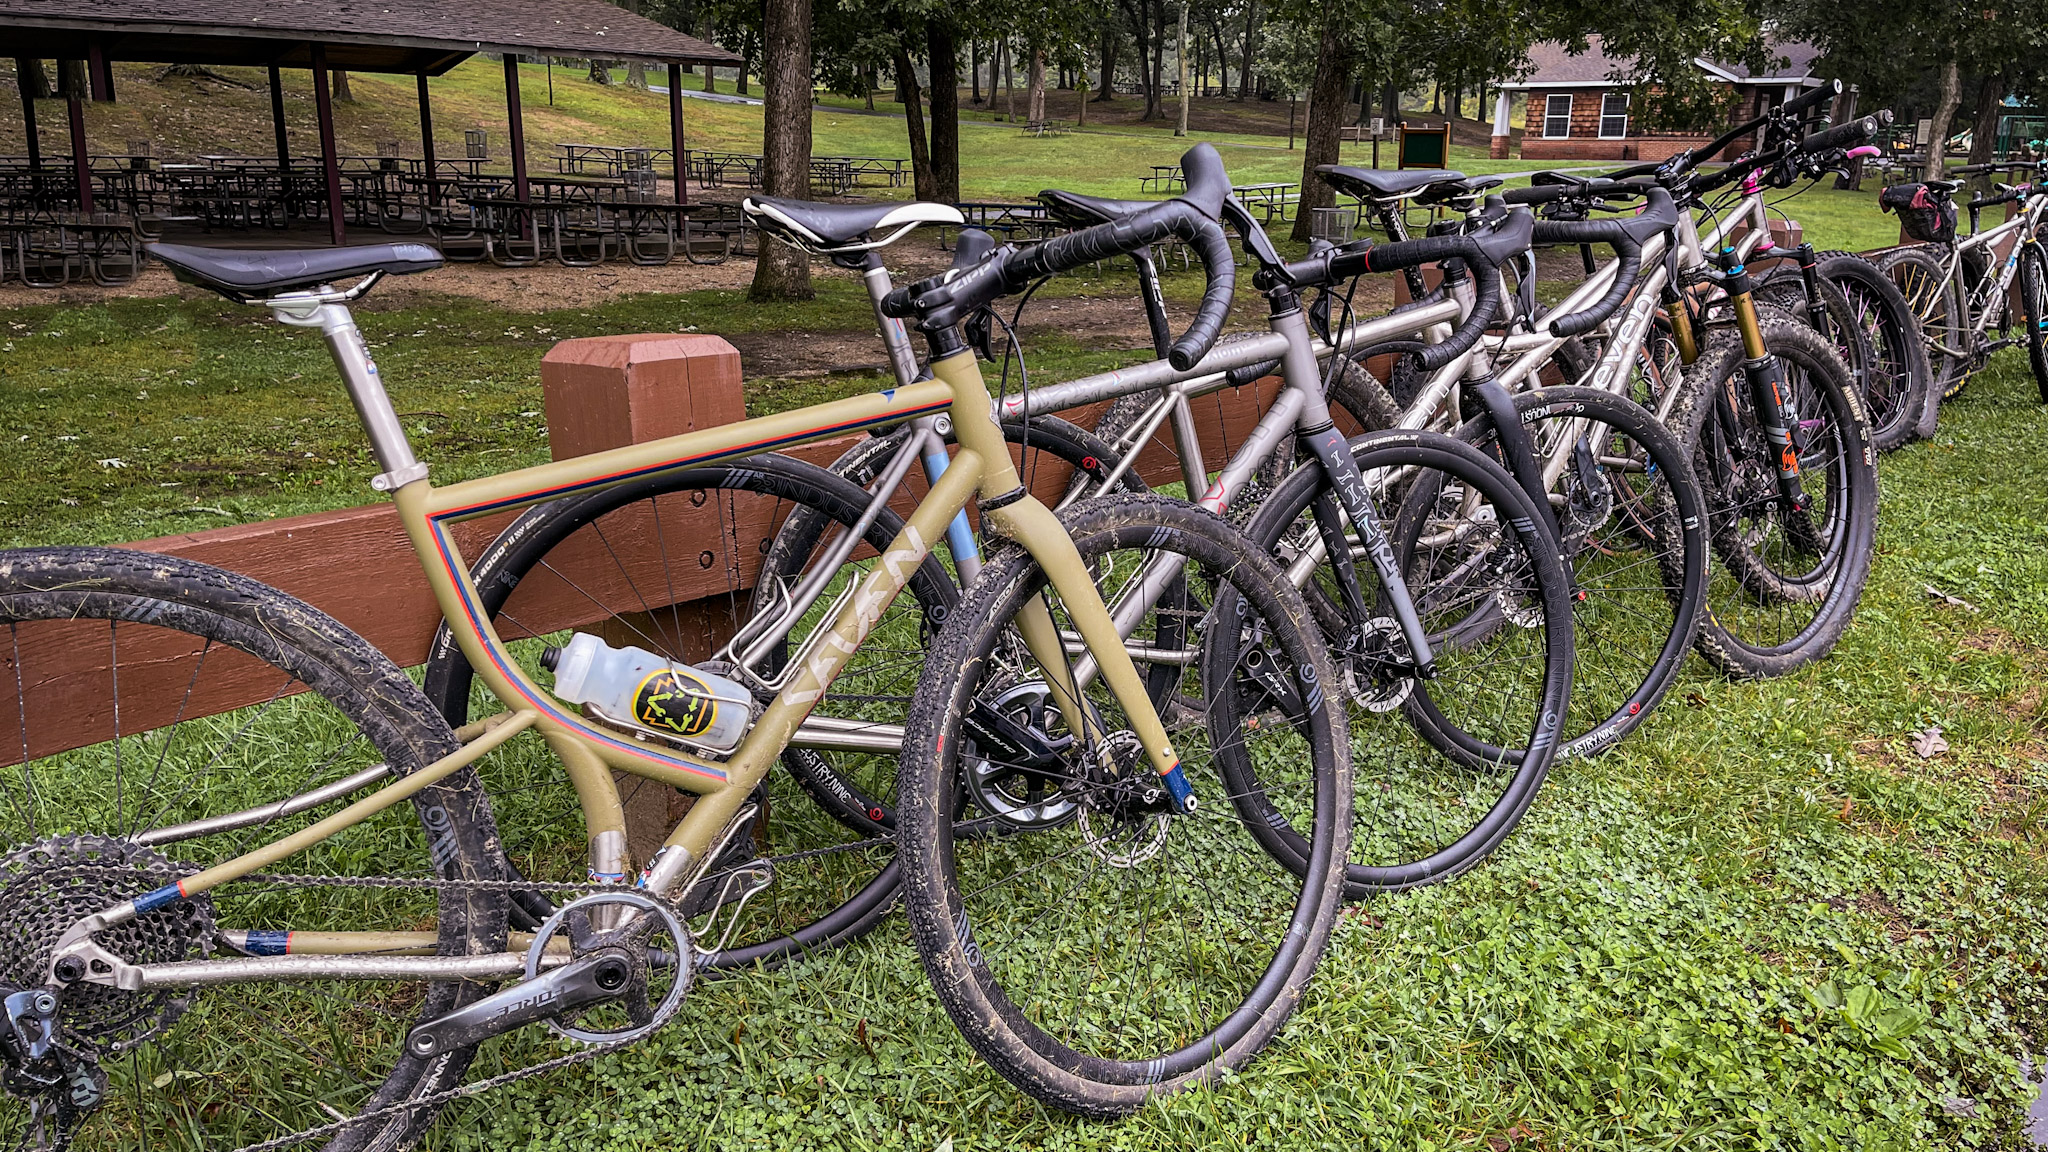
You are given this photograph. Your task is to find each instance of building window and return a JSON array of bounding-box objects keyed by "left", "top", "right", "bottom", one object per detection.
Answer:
[
  {"left": 1599, "top": 92, "right": 1630, "bottom": 138},
  {"left": 1544, "top": 94, "right": 1573, "bottom": 138}
]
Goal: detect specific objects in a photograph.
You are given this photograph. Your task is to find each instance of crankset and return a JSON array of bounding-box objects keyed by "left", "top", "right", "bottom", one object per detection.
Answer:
[{"left": 406, "top": 890, "right": 690, "bottom": 1057}]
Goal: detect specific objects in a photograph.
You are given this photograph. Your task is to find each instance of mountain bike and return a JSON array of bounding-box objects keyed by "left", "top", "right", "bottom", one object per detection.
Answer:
[
  {"left": 1876, "top": 158, "right": 2048, "bottom": 403},
  {"left": 0, "top": 184, "right": 1356, "bottom": 1146}
]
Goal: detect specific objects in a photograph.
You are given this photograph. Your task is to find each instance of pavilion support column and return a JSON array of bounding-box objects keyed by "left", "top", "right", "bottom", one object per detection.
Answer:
[
  {"left": 310, "top": 45, "right": 346, "bottom": 246},
  {"left": 88, "top": 43, "right": 114, "bottom": 103},
  {"left": 17, "top": 71, "right": 41, "bottom": 171},
  {"left": 65, "top": 86, "right": 93, "bottom": 214},
  {"left": 268, "top": 65, "right": 291, "bottom": 170},
  {"left": 504, "top": 55, "right": 532, "bottom": 241},
  {"left": 417, "top": 74, "right": 437, "bottom": 175},
  {"left": 668, "top": 62, "right": 689, "bottom": 205}
]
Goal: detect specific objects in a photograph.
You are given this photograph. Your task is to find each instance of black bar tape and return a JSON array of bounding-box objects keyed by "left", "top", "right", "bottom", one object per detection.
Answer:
[{"left": 1529, "top": 220, "right": 1642, "bottom": 337}]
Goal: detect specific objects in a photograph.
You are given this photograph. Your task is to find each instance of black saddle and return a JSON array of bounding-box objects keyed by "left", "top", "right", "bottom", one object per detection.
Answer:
[
  {"left": 741, "top": 196, "right": 962, "bottom": 250},
  {"left": 1316, "top": 165, "right": 1469, "bottom": 202},
  {"left": 1038, "top": 190, "right": 1161, "bottom": 227},
  {"left": 1924, "top": 179, "right": 1962, "bottom": 196},
  {"left": 148, "top": 242, "right": 441, "bottom": 298}
]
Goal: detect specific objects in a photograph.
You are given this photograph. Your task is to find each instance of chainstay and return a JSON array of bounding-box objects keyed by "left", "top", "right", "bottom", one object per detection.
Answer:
[{"left": 221, "top": 1037, "right": 636, "bottom": 1152}]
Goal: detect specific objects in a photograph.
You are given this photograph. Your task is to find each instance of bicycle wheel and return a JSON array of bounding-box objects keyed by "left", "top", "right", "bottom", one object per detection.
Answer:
[
  {"left": 1817, "top": 251, "right": 1939, "bottom": 449},
  {"left": 419, "top": 454, "right": 957, "bottom": 970},
  {"left": 1878, "top": 246, "right": 1969, "bottom": 401},
  {"left": 1453, "top": 387, "right": 1708, "bottom": 757},
  {"left": 1756, "top": 264, "right": 1895, "bottom": 442},
  {"left": 0, "top": 547, "right": 505, "bottom": 1152},
  {"left": 1669, "top": 318, "right": 1879, "bottom": 679},
  {"left": 899, "top": 495, "right": 1352, "bottom": 1116},
  {"left": 2019, "top": 241, "right": 2048, "bottom": 403},
  {"left": 1237, "top": 430, "right": 1574, "bottom": 893}
]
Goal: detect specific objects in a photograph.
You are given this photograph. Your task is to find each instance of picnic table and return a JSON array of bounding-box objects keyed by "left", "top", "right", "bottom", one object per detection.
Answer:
[
  {"left": 1232, "top": 182, "right": 1299, "bottom": 223},
  {"left": 946, "top": 201, "right": 1061, "bottom": 248},
  {"left": 1141, "top": 165, "right": 1184, "bottom": 193},
  {"left": 838, "top": 157, "right": 912, "bottom": 187},
  {"left": 1021, "top": 119, "right": 1072, "bottom": 137}
]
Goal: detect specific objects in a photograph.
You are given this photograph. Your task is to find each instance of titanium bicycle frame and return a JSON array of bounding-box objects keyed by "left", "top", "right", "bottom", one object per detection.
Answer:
[
  {"left": 49, "top": 272, "right": 1199, "bottom": 993},
  {"left": 1924, "top": 184, "right": 2048, "bottom": 360}
]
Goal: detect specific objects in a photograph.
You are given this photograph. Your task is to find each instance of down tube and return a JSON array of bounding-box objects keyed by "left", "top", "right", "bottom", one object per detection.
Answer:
[{"left": 663, "top": 449, "right": 990, "bottom": 858}]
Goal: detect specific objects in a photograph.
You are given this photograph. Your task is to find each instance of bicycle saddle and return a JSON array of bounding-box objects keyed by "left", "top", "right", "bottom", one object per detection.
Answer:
[
  {"left": 1038, "top": 189, "right": 1161, "bottom": 227},
  {"left": 1924, "top": 179, "right": 1962, "bottom": 196},
  {"left": 147, "top": 242, "right": 442, "bottom": 298},
  {"left": 1412, "top": 175, "right": 1505, "bottom": 206},
  {"left": 1315, "top": 165, "right": 1469, "bottom": 202},
  {"left": 741, "top": 197, "right": 963, "bottom": 252}
]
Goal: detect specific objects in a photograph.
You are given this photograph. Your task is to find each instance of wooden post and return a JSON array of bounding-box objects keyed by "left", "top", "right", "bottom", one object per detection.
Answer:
[
  {"left": 504, "top": 55, "right": 531, "bottom": 226},
  {"left": 310, "top": 45, "right": 346, "bottom": 245},
  {"left": 87, "top": 43, "right": 114, "bottom": 102},
  {"left": 18, "top": 69, "right": 41, "bottom": 170},
  {"left": 65, "top": 85, "right": 93, "bottom": 214},
  {"left": 669, "top": 62, "right": 689, "bottom": 205},
  {"left": 268, "top": 65, "right": 291, "bottom": 170},
  {"left": 416, "top": 73, "right": 436, "bottom": 175}
]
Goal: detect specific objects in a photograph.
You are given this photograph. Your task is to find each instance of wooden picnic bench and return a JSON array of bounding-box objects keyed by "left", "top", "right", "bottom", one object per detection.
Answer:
[{"left": 1021, "top": 119, "right": 1073, "bottom": 137}]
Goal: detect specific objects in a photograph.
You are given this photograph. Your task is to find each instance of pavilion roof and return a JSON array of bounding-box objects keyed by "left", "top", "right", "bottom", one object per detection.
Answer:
[{"left": 0, "top": 0, "right": 740, "bottom": 75}]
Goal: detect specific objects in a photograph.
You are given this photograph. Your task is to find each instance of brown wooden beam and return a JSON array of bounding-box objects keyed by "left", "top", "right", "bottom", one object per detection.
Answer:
[
  {"left": 310, "top": 44, "right": 346, "bottom": 245},
  {"left": 669, "top": 61, "right": 688, "bottom": 205},
  {"left": 65, "top": 86, "right": 93, "bottom": 213},
  {"left": 87, "top": 42, "right": 114, "bottom": 102},
  {"left": 416, "top": 72, "right": 436, "bottom": 176},
  {"left": 267, "top": 64, "right": 290, "bottom": 170},
  {"left": 17, "top": 70, "right": 41, "bottom": 170}
]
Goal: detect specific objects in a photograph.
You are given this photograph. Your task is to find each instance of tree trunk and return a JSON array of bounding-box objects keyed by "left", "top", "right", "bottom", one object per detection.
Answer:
[
  {"left": 1209, "top": 19, "right": 1230, "bottom": 99},
  {"left": 1355, "top": 64, "right": 1371, "bottom": 126},
  {"left": 1235, "top": 1, "right": 1256, "bottom": 102},
  {"left": 1148, "top": 0, "right": 1166, "bottom": 120},
  {"left": 1965, "top": 73, "right": 2003, "bottom": 177},
  {"left": 1002, "top": 39, "right": 1016, "bottom": 122},
  {"left": 971, "top": 40, "right": 982, "bottom": 104},
  {"left": 16, "top": 59, "right": 54, "bottom": 100},
  {"left": 893, "top": 41, "right": 935, "bottom": 202},
  {"left": 58, "top": 59, "right": 87, "bottom": 98},
  {"left": 701, "top": 18, "right": 719, "bottom": 92},
  {"left": 1292, "top": 16, "right": 1353, "bottom": 242},
  {"left": 1097, "top": 27, "right": 1117, "bottom": 101},
  {"left": 626, "top": 61, "right": 647, "bottom": 89},
  {"left": 737, "top": 31, "right": 756, "bottom": 96},
  {"left": 928, "top": 22, "right": 962, "bottom": 202},
  {"left": 587, "top": 59, "right": 613, "bottom": 85},
  {"left": 1026, "top": 47, "right": 1046, "bottom": 122},
  {"left": 750, "top": 0, "right": 813, "bottom": 301},
  {"left": 864, "top": 63, "right": 876, "bottom": 110},
  {"left": 1924, "top": 57, "right": 1962, "bottom": 179}
]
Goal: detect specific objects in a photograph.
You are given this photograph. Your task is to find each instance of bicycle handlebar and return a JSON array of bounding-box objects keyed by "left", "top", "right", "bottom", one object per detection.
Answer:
[
  {"left": 1782, "top": 79, "right": 1845, "bottom": 121},
  {"left": 883, "top": 143, "right": 1236, "bottom": 371},
  {"left": 1325, "top": 234, "right": 1503, "bottom": 371},
  {"left": 1799, "top": 112, "right": 1888, "bottom": 156},
  {"left": 1528, "top": 220, "right": 1641, "bottom": 338}
]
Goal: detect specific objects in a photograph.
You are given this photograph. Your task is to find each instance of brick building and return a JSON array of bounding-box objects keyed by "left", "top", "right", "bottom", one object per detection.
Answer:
[{"left": 1493, "top": 37, "right": 1828, "bottom": 161}]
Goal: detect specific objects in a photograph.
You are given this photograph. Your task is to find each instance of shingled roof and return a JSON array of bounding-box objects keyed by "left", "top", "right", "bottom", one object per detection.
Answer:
[
  {"left": 1499, "top": 35, "right": 1824, "bottom": 90},
  {"left": 0, "top": 0, "right": 740, "bottom": 74}
]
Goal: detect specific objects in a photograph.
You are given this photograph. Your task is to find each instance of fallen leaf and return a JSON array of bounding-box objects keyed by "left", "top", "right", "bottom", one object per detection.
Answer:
[
  {"left": 1684, "top": 692, "right": 1708, "bottom": 708},
  {"left": 1839, "top": 797, "right": 1854, "bottom": 820},
  {"left": 1924, "top": 584, "right": 1980, "bottom": 612},
  {"left": 1910, "top": 726, "right": 1948, "bottom": 759}
]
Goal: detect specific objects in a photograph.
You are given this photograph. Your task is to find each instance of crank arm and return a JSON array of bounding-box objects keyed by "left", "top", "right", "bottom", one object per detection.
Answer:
[{"left": 405, "top": 948, "right": 634, "bottom": 1057}]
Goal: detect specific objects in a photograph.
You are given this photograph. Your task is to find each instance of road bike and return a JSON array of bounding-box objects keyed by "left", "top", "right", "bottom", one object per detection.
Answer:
[
  {"left": 0, "top": 176, "right": 1357, "bottom": 1145},
  {"left": 1876, "top": 158, "right": 2048, "bottom": 402},
  {"left": 745, "top": 145, "right": 1578, "bottom": 899}
]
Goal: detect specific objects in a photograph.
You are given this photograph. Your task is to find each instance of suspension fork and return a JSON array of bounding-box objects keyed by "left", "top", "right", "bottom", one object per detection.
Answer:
[
  {"left": 1720, "top": 249, "right": 1821, "bottom": 538},
  {"left": 1790, "top": 243, "right": 1837, "bottom": 345}
]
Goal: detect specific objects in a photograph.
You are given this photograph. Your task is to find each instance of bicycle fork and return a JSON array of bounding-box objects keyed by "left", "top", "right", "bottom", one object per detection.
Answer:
[{"left": 1720, "top": 253, "right": 1823, "bottom": 548}]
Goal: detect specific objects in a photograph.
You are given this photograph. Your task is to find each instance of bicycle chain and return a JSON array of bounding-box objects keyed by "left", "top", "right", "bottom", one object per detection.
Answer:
[{"left": 7, "top": 833, "right": 892, "bottom": 1152}]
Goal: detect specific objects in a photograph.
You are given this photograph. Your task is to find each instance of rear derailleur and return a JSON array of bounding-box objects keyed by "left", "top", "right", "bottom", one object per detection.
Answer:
[{"left": 0, "top": 987, "right": 104, "bottom": 1148}]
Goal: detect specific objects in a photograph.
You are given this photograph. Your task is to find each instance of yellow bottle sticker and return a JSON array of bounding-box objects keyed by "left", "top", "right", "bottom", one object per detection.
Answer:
[{"left": 632, "top": 667, "right": 716, "bottom": 738}]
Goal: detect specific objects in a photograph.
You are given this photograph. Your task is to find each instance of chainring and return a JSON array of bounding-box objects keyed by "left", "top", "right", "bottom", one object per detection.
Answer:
[{"left": 0, "top": 837, "right": 213, "bottom": 1058}]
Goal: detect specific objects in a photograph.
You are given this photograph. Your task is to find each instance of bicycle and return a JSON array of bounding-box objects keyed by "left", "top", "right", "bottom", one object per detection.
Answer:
[
  {"left": 1875, "top": 158, "right": 2048, "bottom": 403},
  {"left": 0, "top": 173, "right": 1357, "bottom": 1146}
]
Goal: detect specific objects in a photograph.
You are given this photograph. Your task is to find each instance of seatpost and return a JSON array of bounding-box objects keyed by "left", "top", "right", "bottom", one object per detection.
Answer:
[{"left": 267, "top": 288, "right": 426, "bottom": 493}]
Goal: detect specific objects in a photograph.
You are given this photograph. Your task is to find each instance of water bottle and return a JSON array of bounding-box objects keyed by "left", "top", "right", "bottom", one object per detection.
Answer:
[{"left": 540, "top": 633, "right": 752, "bottom": 753}]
